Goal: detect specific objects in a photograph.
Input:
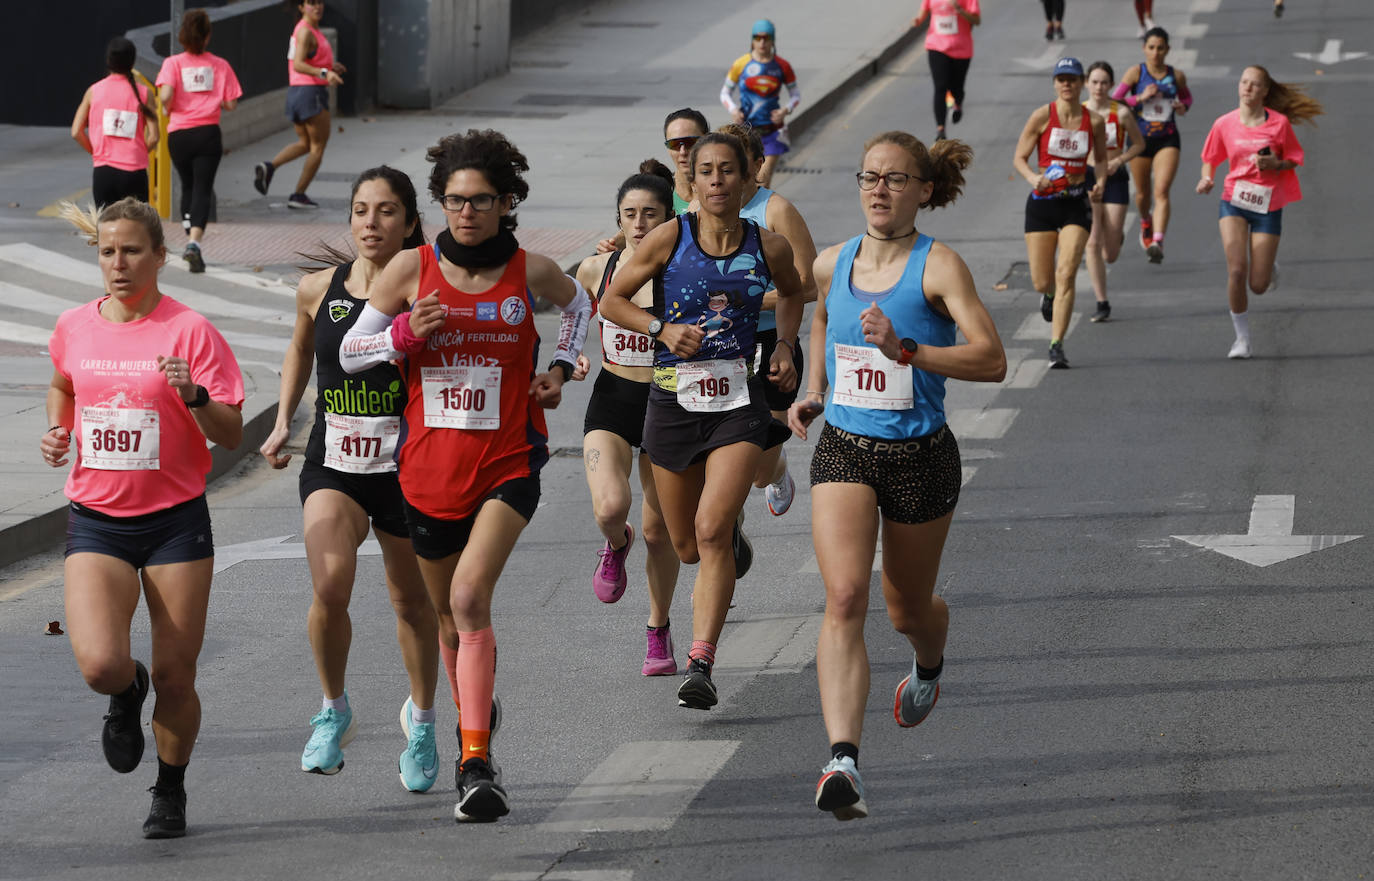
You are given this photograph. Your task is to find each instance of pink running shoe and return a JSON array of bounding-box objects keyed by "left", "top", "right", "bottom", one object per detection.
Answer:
[
  {"left": 642, "top": 625, "right": 677, "bottom": 676},
  {"left": 592, "top": 525, "right": 634, "bottom": 603}
]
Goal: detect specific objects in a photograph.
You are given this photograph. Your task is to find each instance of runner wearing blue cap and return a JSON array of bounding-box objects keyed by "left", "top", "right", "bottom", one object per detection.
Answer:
[
  {"left": 1012, "top": 57, "right": 1107, "bottom": 369},
  {"left": 721, "top": 19, "right": 800, "bottom": 189}
]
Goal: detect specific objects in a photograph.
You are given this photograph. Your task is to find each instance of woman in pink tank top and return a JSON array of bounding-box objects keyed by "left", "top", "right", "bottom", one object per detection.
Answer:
[
  {"left": 252, "top": 0, "right": 346, "bottom": 210},
  {"left": 70, "top": 37, "right": 160, "bottom": 208}
]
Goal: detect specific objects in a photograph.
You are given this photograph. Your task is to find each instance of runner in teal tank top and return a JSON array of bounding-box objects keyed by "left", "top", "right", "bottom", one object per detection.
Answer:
[{"left": 789, "top": 132, "right": 1006, "bottom": 821}]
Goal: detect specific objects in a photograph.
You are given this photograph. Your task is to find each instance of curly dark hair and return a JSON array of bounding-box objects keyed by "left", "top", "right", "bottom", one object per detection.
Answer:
[{"left": 426, "top": 129, "right": 530, "bottom": 231}]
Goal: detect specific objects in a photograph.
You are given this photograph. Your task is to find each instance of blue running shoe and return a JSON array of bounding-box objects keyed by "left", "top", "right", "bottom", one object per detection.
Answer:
[
  {"left": 815, "top": 756, "right": 868, "bottom": 820},
  {"left": 398, "top": 698, "right": 439, "bottom": 793},
  {"left": 301, "top": 701, "right": 356, "bottom": 774},
  {"left": 893, "top": 664, "right": 941, "bottom": 728}
]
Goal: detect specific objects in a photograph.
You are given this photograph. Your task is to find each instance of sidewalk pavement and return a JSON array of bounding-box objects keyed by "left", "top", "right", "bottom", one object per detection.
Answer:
[{"left": 0, "top": 0, "right": 925, "bottom": 567}]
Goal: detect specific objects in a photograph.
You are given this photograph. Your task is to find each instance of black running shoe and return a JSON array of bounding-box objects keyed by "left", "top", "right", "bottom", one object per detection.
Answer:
[
  {"left": 1091, "top": 300, "right": 1111, "bottom": 323},
  {"left": 731, "top": 511, "right": 753, "bottom": 579},
  {"left": 253, "top": 161, "right": 274, "bottom": 196},
  {"left": 102, "top": 660, "right": 149, "bottom": 774},
  {"left": 454, "top": 757, "right": 510, "bottom": 823},
  {"left": 1045, "top": 23, "right": 1054, "bottom": 40},
  {"left": 183, "top": 244, "right": 205, "bottom": 274},
  {"left": 142, "top": 783, "right": 187, "bottom": 839},
  {"left": 951, "top": 105, "right": 963, "bottom": 124},
  {"left": 1048, "top": 342, "right": 1070, "bottom": 369},
  {"left": 288, "top": 193, "right": 319, "bottom": 210},
  {"left": 1274, "top": 1, "right": 1283, "bottom": 17},
  {"left": 1055, "top": 24, "right": 1066, "bottom": 39},
  {"left": 1039, "top": 293, "right": 1054, "bottom": 323},
  {"left": 677, "top": 658, "right": 719, "bottom": 710}
]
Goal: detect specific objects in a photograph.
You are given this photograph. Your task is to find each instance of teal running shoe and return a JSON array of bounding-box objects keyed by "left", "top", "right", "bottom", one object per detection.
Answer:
[
  {"left": 815, "top": 756, "right": 868, "bottom": 820},
  {"left": 301, "top": 701, "right": 356, "bottom": 774},
  {"left": 893, "top": 664, "right": 941, "bottom": 728},
  {"left": 398, "top": 698, "right": 439, "bottom": 793}
]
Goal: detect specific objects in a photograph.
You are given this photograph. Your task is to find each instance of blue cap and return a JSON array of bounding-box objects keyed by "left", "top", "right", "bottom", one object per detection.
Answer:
[
  {"left": 1053, "top": 56, "right": 1085, "bottom": 78},
  {"left": 752, "top": 19, "right": 775, "bottom": 37}
]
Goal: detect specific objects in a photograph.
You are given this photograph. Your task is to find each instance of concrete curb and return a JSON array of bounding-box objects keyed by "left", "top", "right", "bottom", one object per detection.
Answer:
[
  {"left": 788, "top": 23, "right": 927, "bottom": 143},
  {"left": 0, "top": 364, "right": 281, "bottom": 570}
]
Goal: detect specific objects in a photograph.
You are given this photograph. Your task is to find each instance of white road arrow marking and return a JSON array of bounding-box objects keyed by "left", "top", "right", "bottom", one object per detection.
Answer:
[
  {"left": 1172, "top": 495, "right": 1362, "bottom": 567},
  {"left": 1013, "top": 45, "right": 1064, "bottom": 71},
  {"left": 214, "top": 534, "right": 381, "bottom": 574},
  {"left": 1293, "top": 39, "right": 1369, "bottom": 65}
]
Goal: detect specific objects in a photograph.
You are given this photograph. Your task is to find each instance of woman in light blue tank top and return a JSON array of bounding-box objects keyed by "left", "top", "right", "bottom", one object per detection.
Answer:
[
  {"left": 719, "top": 122, "right": 820, "bottom": 519},
  {"left": 789, "top": 131, "right": 1006, "bottom": 821}
]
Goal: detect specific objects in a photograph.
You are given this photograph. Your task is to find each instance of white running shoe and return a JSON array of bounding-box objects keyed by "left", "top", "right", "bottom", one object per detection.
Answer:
[
  {"left": 764, "top": 452, "right": 795, "bottom": 516},
  {"left": 1228, "top": 338, "right": 1252, "bottom": 360}
]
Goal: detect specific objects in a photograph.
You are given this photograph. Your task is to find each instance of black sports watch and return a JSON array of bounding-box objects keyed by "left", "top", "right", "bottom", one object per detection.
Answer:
[
  {"left": 646, "top": 318, "right": 664, "bottom": 338},
  {"left": 897, "top": 338, "right": 918, "bottom": 366},
  {"left": 184, "top": 384, "right": 210, "bottom": 409},
  {"left": 548, "top": 361, "right": 573, "bottom": 382}
]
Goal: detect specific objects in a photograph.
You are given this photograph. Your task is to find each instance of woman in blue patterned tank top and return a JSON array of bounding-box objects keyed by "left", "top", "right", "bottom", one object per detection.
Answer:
[
  {"left": 600, "top": 132, "right": 813, "bottom": 714},
  {"left": 789, "top": 131, "right": 1006, "bottom": 820}
]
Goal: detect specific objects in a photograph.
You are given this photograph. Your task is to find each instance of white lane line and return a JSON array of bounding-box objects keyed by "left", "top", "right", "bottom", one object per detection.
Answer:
[
  {"left": 1013, "top": 310, "right": 1082, "bottom": 341},
  {"left": 0, "top": 243, "right": 288, "bottom": 323},
  {"left": 962, "top": 466, "right": 978, "bottom": 486},
  {"left": 947, "top": 407, "right": 1018, "bottom": 439},
  {"left": 714, "top": 614, "right": 815, "bottom": 673},
  {"left": 0, "top": 280, "right": 85, "bottom": 318},
  {"left": 493, "top": 872, "right": 631, "bottom": 881},
  {"left": 1000, "top": 347, "right": 1051, "bottom": 389},
  {"left": 754, "top": 615, "right": 823, "bottom": 676},
  {"left": 540, "top": 740, "right": 740, "bottom": 833},
  {"left": 165, "top": 260, "right": 297, "bottom": 297},
  {"left": 0, "top": 319, "right": 50, "bottom": 345}
]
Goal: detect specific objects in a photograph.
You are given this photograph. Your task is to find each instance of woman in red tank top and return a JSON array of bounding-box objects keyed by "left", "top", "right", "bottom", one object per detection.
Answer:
[
  {"left": 1012, "top": 56, "right": 1107, "bottom": 370},
  {"left": 339, "top": 130, "right": 591, "bottom": 823}
]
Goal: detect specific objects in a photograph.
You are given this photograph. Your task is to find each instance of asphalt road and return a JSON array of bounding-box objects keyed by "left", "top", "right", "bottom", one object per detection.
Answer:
[{"left": 2, "top": 0, "right": 1372, "bottom": 878}]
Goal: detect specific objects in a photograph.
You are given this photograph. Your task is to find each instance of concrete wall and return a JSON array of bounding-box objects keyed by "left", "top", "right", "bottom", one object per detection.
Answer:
[
  {"left": 378, "top": 0, "right": 510, "bottom": 109},
  {"left": 510, "top": 0, "right": 594, "bottom": 38},
  {"left": 2, "top": 0, "right": 230, "bottom": 126}
]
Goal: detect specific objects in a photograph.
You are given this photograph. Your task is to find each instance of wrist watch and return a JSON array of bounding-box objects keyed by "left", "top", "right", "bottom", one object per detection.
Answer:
[
  {"left": 548, "top": 361, "right": 572, "bottom": 382},
  {"left": 897, "top": 338, "right": 918, "bottom": 366},
  {"left": 184, "top": 384, "right": 210, "bottom": 409},
  {"left": 646, "top": 318, "right": 664, "bottom": 338}
]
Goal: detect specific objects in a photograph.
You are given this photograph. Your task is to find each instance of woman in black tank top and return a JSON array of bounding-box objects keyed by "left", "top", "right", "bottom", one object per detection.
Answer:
[{"left": 259, "top": 167, "right": 442, "bottom": 790}]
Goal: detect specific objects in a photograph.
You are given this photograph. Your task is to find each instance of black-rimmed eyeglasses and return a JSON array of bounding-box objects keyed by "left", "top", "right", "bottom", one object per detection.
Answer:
[{"left": 856, "top": 171, "right": 926, "bottom": 191}]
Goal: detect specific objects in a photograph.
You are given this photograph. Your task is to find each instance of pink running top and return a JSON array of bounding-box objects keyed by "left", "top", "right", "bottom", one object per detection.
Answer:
[
  {"left": 156, "top": 51, "right": 243, "bottom": 132},
  {"left": 87, "top": 74, "right": 151, "bottom": 172},
  {"left": 49, "top": 296, "right": 244, "bottom": 517},
  {"left": 921, "top": 0, "right": 979, "bottom": 60},
  {"left": 1201, "top": 108, "right": 1304, "bottom": 213},
  {"left": 288, "top": 20, "right": 333, "bottom": 86}
]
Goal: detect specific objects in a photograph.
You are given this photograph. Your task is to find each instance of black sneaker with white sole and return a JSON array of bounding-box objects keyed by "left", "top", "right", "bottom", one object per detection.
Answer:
[
  {"left": 1048, "top": 342, "right": 1070, "bottom": 369},
  {"left": 454, "top": 757, "right": 509, "bottom": 822},
  {"left": 253, "top": 161, "right": 274, "bottom": 196},
  {"left": 183, "top": 244, "right": 205, "bottom": 274},
  {"left": 1090, "top": 300, "right": 1111, "bottom": 322},
  {"left": 1040, "top": 293, "right": 1054, "bottom": 322},
  {"left": 102, "top": 660, "right": 149, "bottom": 774},
  {"left": 677, "top": 658, "right": 718, "bottom": 710}
]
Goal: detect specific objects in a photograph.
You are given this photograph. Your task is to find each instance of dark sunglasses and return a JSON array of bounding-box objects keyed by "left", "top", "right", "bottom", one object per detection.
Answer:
[{"left": 664, "top": 136, "right": 701, "bottom": 152}]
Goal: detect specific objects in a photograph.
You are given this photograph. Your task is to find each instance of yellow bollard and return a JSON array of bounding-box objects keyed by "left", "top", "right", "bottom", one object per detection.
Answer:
[{"left": 135, "top": 70, "right": 172, "bottom": 219}]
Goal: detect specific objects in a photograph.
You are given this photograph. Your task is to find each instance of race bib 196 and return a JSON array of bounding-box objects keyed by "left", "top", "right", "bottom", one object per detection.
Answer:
[
  {"left": 832, "top": 344, "right": 914, "bottom": 411},
  {"left": 102, "top": 108, "right": 138, "bottom": 139},
  {"left": 675, "top": 360, "right": 749, "bottom": 413},
  {"left": 323, "top": 413, "right": 399, "bottom": 474},
  {"left": 80, "top": 406, "right": 159, "bottom": 470},
  {"left": 181, "top": 66, "right": 214, "bottom": 93},
  {"left": 1230, "top": 180, "right": 1273, "bottom": 214},
  {"left": 600, "top": 318, "right": 654, "bottom": 368},
  {"left": 421, "top": 365, "right": 501, "bottom": 430}
]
